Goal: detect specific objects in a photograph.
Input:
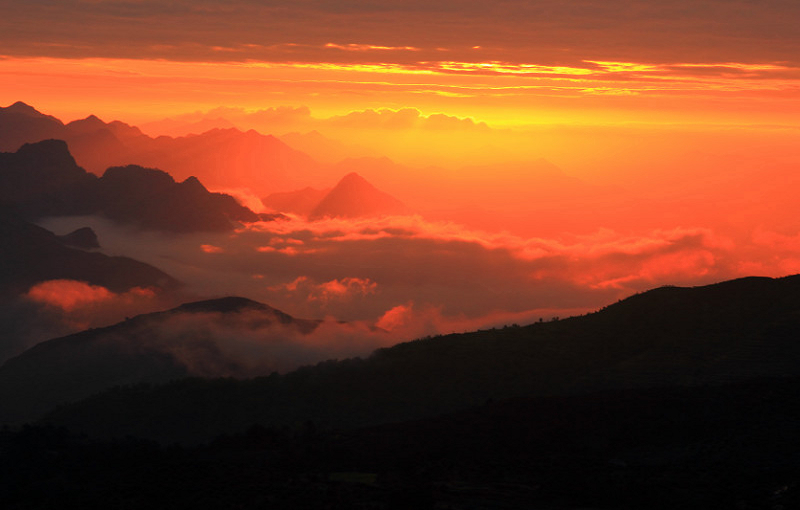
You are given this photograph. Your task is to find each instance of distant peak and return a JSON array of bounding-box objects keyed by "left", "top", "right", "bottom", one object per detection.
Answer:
[
  {"left": 4, "top": 101, "right": 42, "bottom": 116},
  {"left": 180, "top": 175, "right": 208, "bottom": 191},
  {"left": 338, "top": 172, "right": 367, "bottom": 184}
]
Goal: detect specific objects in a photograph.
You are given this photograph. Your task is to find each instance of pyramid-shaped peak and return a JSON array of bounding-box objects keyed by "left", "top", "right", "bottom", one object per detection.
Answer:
[
  {"left": 338, "top": 172, "right": 369, "bottom": 185},
  {"left": 310, "top": 172, "right": 407, "bottom": 220}
]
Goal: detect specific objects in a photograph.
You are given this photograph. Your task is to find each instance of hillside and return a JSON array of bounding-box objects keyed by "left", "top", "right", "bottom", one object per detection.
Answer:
[
  {"left": 0, "top": 297, "right": 320, "bottom": 425},
  {"left": 41, "top": 274, "right": 800, "bottom": 443}
]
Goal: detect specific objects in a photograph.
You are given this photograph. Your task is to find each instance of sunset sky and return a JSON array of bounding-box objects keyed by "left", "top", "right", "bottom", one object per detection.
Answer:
[
  {"left": 3, "top": 0, "right": 800, "bottom": 127},
  {"left": 4, "top": 0, "right": 800, "bottom": 347}
]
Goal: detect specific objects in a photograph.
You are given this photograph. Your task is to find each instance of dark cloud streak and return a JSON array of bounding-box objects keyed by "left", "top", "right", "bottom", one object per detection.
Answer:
[{"left": 2, "top": 1, "right": 799, "bottom": 65}]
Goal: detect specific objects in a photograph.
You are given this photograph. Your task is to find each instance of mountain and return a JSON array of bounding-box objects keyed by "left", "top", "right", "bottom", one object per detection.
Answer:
[
  {"left": 0, "top": 101, "right": 65, "bottom": 152},
  {"left": 0, "top": 297, "right": 320, "bottom": 425},
  {"left": 56, "top": 227, "right": 100, "bottom": 249},
  {"left": 0, "top": 139, "right": 98, "bottom": 218},
  {"left": 308, "top": 172, "right": 408, "bottom": 220},
  {"left": 261, "top": 186, "right": 331, "bottom": 216},
  {"left": 0, "top": 103, "right": 324, "bottom": 196},
  {"left": 95, "top": 165, "right": 260, "bottom": 231},
  {"left": 0, "top": 140, "right": 259, "bottom": 231},
  {"left": 0, "top": 207, "right": 179, "bottom": 297},
  {"left": 41, "top": 274, "right": 800, "bottom": 443}
]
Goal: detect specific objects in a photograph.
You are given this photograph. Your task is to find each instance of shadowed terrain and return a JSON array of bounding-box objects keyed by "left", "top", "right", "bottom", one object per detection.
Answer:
[{"left": 37, "top": 274, "right": 800, "bottom": 444}]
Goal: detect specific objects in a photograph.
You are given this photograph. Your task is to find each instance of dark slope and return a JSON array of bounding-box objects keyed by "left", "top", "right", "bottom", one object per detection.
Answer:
[
  {"left": 56, "top": 226, "right": 100, "bottom": 249},
  {"left": 309, "top": 172, "right": 408, "bottom": 220},
  {"left": 0, "top": 139, "right": 98, "bottom": 218},
  {"left": 0, "top": 208, "right": 178, "bottom": 297},
  {"left": 96, "top": 165, "right": 259, "bottom": 231},
  {"left": 0, "top": 140, "right": 258, "bottom": 231},
  {"left": 5, "top": 377, "right": 800, "bottom": 509},
  {"left": 0, "top": 297, "right": 320, "bottom": 425},
  {"left": 43, "top": 274, "right": 800, "bottom": 443}
]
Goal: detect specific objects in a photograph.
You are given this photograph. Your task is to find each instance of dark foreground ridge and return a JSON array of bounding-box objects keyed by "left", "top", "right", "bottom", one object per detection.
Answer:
[
  {"left": 0, "top": 297, "right": 320, "bottom": 425},
  {"left": 3, "top": 377, "right": 800, "bottom": 509},
  {"left": 41, "top": 274, "right": 800, "bottom": 444}
]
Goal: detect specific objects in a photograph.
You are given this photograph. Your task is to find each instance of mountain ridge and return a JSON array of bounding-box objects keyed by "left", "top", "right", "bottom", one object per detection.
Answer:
[
  {"left": 39, "top": 273, "right": 800, "bottom": 443},
  {"left": 0, "top": 296, "right": 322, "bottom": 425},
  {"left": 0, "top": 140, "right": 260, "bottom": 231}
]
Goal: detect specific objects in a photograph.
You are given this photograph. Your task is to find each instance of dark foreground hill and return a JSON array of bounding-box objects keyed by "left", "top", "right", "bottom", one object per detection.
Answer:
[
  {"left": 43, "top": 274, "right": 800, "bottom": 443},
  {"left": 4, "top": 377, "right": 800, "bottom": 509},
  {"left": 0, "top": 297, "right": 320, "bottom": 425}
]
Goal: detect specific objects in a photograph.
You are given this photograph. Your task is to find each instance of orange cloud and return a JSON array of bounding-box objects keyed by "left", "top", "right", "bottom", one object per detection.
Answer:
[
  {"left": 325, "top": 43, "right": 421, "bottom": 52},
  {"left": 25, "top": 280, "right": 156, "bottom": 313},
  {"left": 26, "top": 280, "right": 115, "bottom": 312},
  {"left": 269, "top": 276, "right": 377, "bottom": 303}
]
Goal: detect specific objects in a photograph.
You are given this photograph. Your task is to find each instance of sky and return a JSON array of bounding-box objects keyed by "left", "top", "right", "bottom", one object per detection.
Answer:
[
  {"left": 4, "top": 0, "right": 800, "bottom": 362},
  {"left": 2, "top": 0, "right": 800, "bottom": 127}
]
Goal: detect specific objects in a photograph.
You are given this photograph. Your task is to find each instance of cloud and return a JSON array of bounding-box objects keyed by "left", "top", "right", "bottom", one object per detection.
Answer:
[
  {"left": 325, "top": 108, "right": 489, "bottom": 131},
  {"left": 25, "top": 280, "right": 156, "bottom": 313},
  {"left": 0, "top": 279, "right": 169, "bottom": 363},
  {"left": 38, "top": 207, "right": 800, "bottom": 360},
  {"left": 4, "top": 0, "right": 800, "bottom": 67},
  {"left": 269, "top": 276, "right": 378, "bottom": 303}
]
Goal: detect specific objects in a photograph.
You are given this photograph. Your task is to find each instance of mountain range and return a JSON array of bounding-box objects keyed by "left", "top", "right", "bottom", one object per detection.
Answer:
[
  {"left": 0, "top": 101, "right": 322, "bottom": 195},
  {"left": 21, "top": 273, "right": 800, "bottom": 443},
  {"left": 0, "top": 139, "right": 260, "bottom": 232}
]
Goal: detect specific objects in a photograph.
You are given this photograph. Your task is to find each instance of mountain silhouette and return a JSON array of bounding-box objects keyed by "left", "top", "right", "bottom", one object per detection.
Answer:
[
  {"left": 261, "top": 186, "right": 331, "bottom": 216},
  {"left": 0, "top": 297, "right": 320, "bottom": 425},
  {"left": 41, "top": 274, "right": 800, "bottom": 443},
  {"left": 56, "top": 227, "right": 100, "bottom": 249},
  {"left": 0, "top": 102, "right": 65, "bottom": 152},
  {"left": 0, "top": 103, "right": 324, "bottom": 195},
  {"left": 308, "top": 172, "right": 408, "bottom": 220},
  {"left": 0, "top": 207, "right": 178, "bottom": 297},
  {"left": 96, "top": 165, "right": 259, "bottom": 231},
  {"left": 0, "top": 140, "right": 259, "bottom": 231}
]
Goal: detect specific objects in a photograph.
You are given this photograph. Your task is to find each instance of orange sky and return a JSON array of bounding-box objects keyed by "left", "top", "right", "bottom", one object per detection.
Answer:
[
  {"left": 2, "top": 0, "right": 800, "bottom": 128},
  {"left": 5, "top": 0, "right": 800, "bottom": 337}
]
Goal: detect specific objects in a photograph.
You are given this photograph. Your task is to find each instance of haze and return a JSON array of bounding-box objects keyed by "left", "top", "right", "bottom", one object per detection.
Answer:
[{"left": 2, "top": 0, "right": 800, "bottom": 359}]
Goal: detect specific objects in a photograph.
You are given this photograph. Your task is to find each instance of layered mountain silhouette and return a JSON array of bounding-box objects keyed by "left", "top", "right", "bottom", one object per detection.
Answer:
[
  {"left": 262, "top": 172, "right": 407, "bottom": 219},
  {"left": 0, "top": 207, "right": 178, "bottom": 297},
  {"left": 0, "top": 297, "right": 320, "bottom": 424},
  {"left": 261, "top": 186, "right": 331, "bottom": 217},
  {"left": 0, "top": 139, "right": 259, "bottom": 231},
  {"left": 309, "top": 172, "right": 408, "bottom": 219},
  {"left": 56, "top": 227, "right": 100, "bottom": 249},
  {"left": 39, "top": 274, "right": 800, "bottom": 443},
  {"left": 0, "top": 102, "right": 322, "bottom": 195}
]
